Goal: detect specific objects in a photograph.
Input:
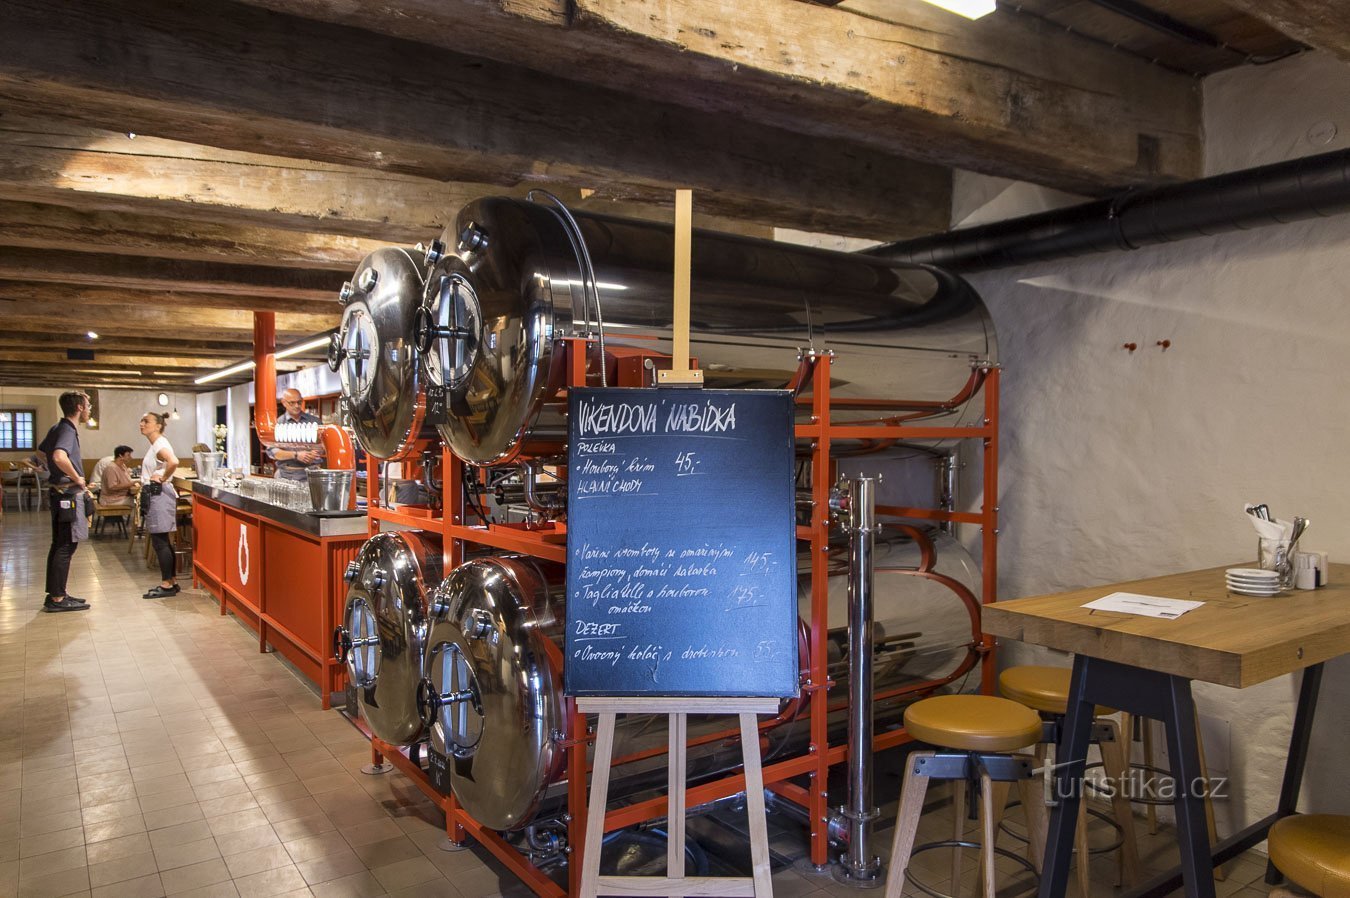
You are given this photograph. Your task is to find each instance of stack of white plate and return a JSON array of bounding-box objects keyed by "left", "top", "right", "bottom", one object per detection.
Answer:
[{"left": 1226, "top": 567, "right": 1283, "bottom": 596}]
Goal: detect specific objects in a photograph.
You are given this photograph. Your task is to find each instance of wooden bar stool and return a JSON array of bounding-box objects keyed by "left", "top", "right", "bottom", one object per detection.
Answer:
[
  {"left": 999, "top": 665, "right": 1141, "bottom": 896},
  {"left": 1268, "top": 814, "right": 1350, "bottom": 897},
  {"left": 884, "top": 694, "right": 1044, "bottom": 898}
]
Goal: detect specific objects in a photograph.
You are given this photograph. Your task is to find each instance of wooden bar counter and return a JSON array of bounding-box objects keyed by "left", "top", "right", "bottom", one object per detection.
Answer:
[{"left": 190, "top": 480, "right": 368, "bottom": 708}]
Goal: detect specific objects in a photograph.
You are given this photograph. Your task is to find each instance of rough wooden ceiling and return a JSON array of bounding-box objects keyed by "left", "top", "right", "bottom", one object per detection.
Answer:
[{"left": 0, "top": 0, "right": 1339, "bottom": 391}]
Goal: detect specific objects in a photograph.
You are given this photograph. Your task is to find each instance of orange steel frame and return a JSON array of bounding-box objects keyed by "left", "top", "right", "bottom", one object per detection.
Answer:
[{"left": 350, "top": 338, "right": 1000, "bottom": 896}]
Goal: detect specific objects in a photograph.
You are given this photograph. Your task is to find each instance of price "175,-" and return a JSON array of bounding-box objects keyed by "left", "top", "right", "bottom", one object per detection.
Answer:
[{"left": 674, "top": 451, "right": 700, "bottom": 476}]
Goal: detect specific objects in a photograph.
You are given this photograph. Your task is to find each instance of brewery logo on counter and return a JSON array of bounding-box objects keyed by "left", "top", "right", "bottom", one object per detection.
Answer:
[{"left": 238, "top": 523, "right": 251, "bottom": 586}]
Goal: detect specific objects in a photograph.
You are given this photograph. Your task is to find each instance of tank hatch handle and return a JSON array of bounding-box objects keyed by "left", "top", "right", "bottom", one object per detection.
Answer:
[
  {"left": 416, "top": 677, "right": 479, "bottom": 728},
  {"left": 412, "top": 300, "right": 472, "bottom": 355},
  {"left": 329, "top": 315, "right": 373, "bottom": 375},
  {"left": 332, "top": 626, "right": 352, "bottom": 664}
]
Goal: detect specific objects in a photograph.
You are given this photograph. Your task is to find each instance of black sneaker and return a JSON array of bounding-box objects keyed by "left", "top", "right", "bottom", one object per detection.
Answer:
[
  {"left": 43, "top": 597, "right": 90, "bottom": 613},
  {"left": 64, "top": 594, "right": 91, "bottom": 606},
  {"left": 143, "top": 585, "right": 181, "bottom": 599}
]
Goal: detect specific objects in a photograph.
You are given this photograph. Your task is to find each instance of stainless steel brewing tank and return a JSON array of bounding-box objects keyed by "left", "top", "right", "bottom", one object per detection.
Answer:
[
  {"left": 423, "top": 556, "right": 565, "bottom": 831},
  {"left": 422, "top": 529, "right": 977, "bottom": 828},
  {"left": 338, "top": 531, "right": 444, "bottom": 746},
  {"left": 420, "top": 197, "right": 997, "bottom": 465},
  {"left": 799, "top": 528, "right": 980, "bottom": 691},
  {"left": 332, "top": 247, "right": 437, "bottom": 460}
]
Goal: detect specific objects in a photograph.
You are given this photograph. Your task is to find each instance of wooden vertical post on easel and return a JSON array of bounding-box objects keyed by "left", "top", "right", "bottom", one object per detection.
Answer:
[
  {"left": 576, "top": 697, "right": 776, "bottom": 898},
  {"left": 657, "top": 188, "right": 704, "bottom": 388}
]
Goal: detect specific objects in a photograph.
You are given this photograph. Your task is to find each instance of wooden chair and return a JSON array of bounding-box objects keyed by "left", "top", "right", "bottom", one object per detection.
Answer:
[
  {"left": 92, "top": 498, "right": 133, "bottom": 537},
  {"left": 128, "top": 499, "right": 145, "bottom": 555}
]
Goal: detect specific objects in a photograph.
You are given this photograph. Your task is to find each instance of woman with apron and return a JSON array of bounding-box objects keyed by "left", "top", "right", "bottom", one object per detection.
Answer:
[{"left": 139, "top": 411, "right": 181, "bottom": 599}]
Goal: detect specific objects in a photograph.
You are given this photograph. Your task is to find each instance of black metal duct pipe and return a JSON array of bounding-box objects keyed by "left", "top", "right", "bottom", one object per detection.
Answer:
[{"left": 868, "top": 148, "right": 1350, "bottom": 273}]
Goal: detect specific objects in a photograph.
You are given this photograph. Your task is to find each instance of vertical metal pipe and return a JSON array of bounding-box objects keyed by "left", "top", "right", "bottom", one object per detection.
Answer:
[
  {"left": 938, "top": 450, "right": 959, "bottom": 535},
  {"left": 836, "top": 476, "right": 881, "bottom": 885}
]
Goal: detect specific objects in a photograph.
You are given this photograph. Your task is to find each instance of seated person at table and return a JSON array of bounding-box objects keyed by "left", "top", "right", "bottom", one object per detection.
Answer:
[
  {"left": 89, "top": 452, "right": 116, "bottom": 488},
  {"left": 96, "top": 445, "right": 136, "bottom": 507},
  {"left": 18, "top": 453, "right": 47, "bottom": 476}
]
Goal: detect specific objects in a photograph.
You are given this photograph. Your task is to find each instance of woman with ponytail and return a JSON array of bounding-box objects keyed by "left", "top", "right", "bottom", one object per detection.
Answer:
[{"left": 138, "top": 411, "right": 181, "bottom": 599}]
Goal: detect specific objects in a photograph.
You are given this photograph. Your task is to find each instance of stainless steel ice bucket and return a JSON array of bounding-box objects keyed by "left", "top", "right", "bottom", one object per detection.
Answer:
[
  {"left": 307, "top": 468, "right": 355, "bottom": 512},
  {"left": 193, "top": 451, "right": 224, "bottom": 483}
]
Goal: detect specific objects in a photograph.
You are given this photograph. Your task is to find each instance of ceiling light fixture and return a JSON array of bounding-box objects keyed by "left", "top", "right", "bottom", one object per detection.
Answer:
[
  {"left": 276, "top": 335, "right": 332, "bottom": 359},
  {"left": 86, "top": 331, "right": 99, "bottom": 340},
  {"left": 194, "top": 360, "right": 255, "bottom": 386},
  {"left": 919, "top": 0, "right": 996, "bottom": 19},
  {"left": 193, "top": 333, "right": 334, "bottom": 385}
]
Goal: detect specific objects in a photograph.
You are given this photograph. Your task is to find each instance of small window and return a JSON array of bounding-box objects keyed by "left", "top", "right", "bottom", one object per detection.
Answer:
[{"left": 0, "top": 409, "right": 36, "bottom": 451}]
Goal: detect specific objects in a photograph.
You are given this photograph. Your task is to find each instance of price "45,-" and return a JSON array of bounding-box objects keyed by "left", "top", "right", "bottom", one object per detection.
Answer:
[{"left": 674, "top": 451, "right": 700, "bottom": 476}]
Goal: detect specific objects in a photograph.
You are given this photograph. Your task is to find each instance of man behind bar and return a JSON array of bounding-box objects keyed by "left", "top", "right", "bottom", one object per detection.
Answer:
[{"left": 269, "top": 388, "right": 324, "bottom": 483}]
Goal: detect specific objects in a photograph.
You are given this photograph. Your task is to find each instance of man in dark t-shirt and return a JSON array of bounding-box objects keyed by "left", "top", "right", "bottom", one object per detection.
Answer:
[{"left": 36, "top": 390, "right": 92, "bottom": 612}]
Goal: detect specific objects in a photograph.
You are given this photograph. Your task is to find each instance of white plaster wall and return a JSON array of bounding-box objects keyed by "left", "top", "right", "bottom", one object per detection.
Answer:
[
  {"left": 196, "top": 390, "right": 225, "bottom": 449},
  {"left": 224, "top": 386, "right": 252, "bottom": 472},
  {"left": 959, "top": 51, "right": 1350, "bottom": 836},
  {"left": 82, "top": 390, "right": 197, "bottom": 462},
  {"left": 1, "top": 387, "right": 197, "bottom": 467}
]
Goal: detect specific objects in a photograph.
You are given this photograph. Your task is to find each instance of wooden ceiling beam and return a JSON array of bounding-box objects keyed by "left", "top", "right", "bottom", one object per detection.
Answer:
[
  {"left": 228, "top": 0, "right": 1201, "bottom": 192},
  {"left": 0, "top": 117, "right": 777, "bottom": 244},
  {"left": 0, "top": 248, "right": 344, "bottom": 301},
  {"left": 1219, "top": 1, "right": 1348, "bottom": 60},
  {"left": 0, "top": 281, "right": 342, "bottom": 316},
  {"left": 0, "top": 376, "right": 200, "bottom": 389},
  {"left": 0, "top": 199, "right": 387, "bottom": 270},
  {"left": 0, "top": 351, "right": 315, "bottom": 370},
  {"left": 0, "top": 0, "right": 951, "bottom": 240},
  {"left": 0, "top": 301, "right": 334, "bottom": 339},
  {"left": 0, "top": 332, "right": 258, "bottom": 358},
  {"left": 0, "top": 115, "right": 464, "bottom": 243}
]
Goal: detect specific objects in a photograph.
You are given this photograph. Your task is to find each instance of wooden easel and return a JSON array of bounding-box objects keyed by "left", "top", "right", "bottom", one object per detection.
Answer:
[{"left": 576, "top": 696, "right": 777, "bottom": 898}]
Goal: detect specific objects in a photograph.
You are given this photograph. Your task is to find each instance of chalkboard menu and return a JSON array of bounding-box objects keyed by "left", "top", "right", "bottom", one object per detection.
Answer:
[{"left": 564, "top": 388, "right": 798, "bottom": 698}]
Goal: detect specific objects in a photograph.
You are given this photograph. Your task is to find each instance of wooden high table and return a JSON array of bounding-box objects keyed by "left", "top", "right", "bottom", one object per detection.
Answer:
[{"left": 983, "top": 564, "right": 1350, "bottom": 898}]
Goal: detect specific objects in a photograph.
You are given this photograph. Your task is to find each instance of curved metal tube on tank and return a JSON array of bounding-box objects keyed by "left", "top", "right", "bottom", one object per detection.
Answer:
[{"left": 418, "top": 197, "right": 997, "bottom": 465}]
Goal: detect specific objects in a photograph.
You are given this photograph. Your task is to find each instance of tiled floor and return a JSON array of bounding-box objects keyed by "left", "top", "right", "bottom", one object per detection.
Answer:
[{"left": 0, "top": 509, "right": 1288, "bottom": 898}]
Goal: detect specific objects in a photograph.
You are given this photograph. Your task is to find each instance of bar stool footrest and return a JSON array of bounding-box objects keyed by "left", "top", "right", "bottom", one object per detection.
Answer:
[
  {"left": 998, "top": 799, "right": 1124, "bottom": 854},
  {"left": 903, "top": 840, "right": 1039, "bottom": 898}
]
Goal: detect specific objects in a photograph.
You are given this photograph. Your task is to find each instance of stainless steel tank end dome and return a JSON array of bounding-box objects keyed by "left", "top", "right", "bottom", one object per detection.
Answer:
[
  {"left": 332, "top": 246, "right": 436, "bottom": 460},
  {"left": 335, "top": 531, "right": 443, "bottom": 746}
]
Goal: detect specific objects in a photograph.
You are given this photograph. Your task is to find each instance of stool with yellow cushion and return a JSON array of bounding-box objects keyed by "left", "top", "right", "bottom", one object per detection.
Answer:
[
  {"left": 884, "top": 694, "right": 1044, "bottom": 898},
  {"left": 1268, "top": 815, "right": 1350, "bottom": 898},
  {"left": 999, "top": 665, "right": 1142, "bottom": 895}
]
